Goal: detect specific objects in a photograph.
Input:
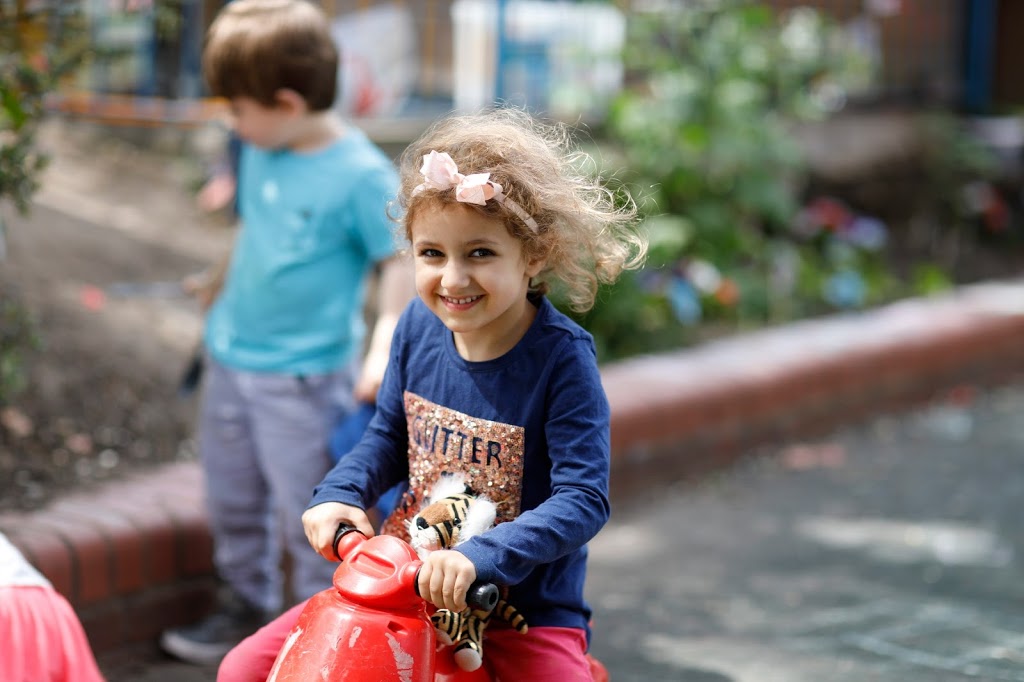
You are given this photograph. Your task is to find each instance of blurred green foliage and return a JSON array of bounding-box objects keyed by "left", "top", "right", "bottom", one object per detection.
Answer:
[
  {"left": 557, "top": 0, "right": 998, "bottom": 362},
  {"left": 0, "top": 1, "right": 87, "bottom": 214}
]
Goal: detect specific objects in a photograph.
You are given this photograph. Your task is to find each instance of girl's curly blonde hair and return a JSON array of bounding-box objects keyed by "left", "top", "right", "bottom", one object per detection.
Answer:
[{"left": 396, "top": 108, "right": 647, "bottom": 313}]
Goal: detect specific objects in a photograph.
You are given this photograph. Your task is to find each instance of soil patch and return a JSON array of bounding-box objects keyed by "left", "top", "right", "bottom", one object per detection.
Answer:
[{"left": 0, "top": 120, "right": 229, "bottom": 512}]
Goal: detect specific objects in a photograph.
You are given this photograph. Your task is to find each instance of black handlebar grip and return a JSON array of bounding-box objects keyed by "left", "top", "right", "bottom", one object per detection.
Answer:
[
  {"left": 466, "top": 582, "right": 499, "bottom": 611},
  {"left": 332, "top": 523, "right": 363, "bottom": 561}
]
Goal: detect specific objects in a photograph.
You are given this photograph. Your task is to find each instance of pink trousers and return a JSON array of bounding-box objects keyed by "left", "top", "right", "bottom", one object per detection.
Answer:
[
  {"left": 218, "top": 599, "right": 598, "bottom": 682},
  {"left": 0, "top": 585, "right": 106, "bottom": 682}
]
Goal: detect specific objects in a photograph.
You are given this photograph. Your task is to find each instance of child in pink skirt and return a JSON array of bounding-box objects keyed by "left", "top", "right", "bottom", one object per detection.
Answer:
[{"left": 0, "top": 531, "right": 106, "bottom": 682}]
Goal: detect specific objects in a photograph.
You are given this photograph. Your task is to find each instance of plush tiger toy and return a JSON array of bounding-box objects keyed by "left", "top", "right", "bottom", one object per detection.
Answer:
[{"left": 407, "top": 474, "right": 529, "bottom": 672}]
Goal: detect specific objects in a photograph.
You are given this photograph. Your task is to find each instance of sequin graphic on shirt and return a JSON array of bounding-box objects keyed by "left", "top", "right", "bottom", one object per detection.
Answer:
[{"left": 381, "top": 391, "right": 525, "bottom": 539}]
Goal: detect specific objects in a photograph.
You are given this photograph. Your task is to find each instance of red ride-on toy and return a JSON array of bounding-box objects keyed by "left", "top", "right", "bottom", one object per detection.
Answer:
[{"left": 266, "top": 526, "right": 608, "bottom": 681}]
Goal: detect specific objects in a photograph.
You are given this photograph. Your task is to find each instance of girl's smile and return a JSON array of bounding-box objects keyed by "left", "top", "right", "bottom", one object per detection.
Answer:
[{"left": 441, "top": 294, "right": 483, "bottom": 310}]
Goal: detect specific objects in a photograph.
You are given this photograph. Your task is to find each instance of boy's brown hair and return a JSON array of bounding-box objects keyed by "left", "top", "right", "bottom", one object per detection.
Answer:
[{"left": 203, "top": 0, "right": 338, "bottom": 111}]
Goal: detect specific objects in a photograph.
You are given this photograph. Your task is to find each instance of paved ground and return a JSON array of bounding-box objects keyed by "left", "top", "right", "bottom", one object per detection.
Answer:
[
  {"left": 95, "top": 382, "right": 1024, "bottom": 681},
  {"left": 588, "top": 383, "right": 1024, "bottom": 682}
]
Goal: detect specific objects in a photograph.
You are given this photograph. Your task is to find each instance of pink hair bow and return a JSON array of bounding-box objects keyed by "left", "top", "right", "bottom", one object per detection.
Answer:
[{"left": 415, "top": 150, "right": 539, "bottom": 232}]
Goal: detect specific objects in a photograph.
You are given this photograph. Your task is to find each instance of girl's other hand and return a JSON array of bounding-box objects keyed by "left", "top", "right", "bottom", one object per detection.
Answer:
[
  {"left": 417, "top": 549, "right": 477, "bottom": 612},
  {"left": 302, "top": 502, "right": 375, "bottom": 561}
]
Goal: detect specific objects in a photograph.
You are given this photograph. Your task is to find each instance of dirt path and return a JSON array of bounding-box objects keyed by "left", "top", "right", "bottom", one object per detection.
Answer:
[{"left": 0, "top": 119, "right": 233, "bottom": 511}]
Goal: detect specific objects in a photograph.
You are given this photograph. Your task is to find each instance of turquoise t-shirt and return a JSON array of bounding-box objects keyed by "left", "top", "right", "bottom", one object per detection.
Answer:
[{"left": 205, "top": 130, "right": 399, "bottom": 374}]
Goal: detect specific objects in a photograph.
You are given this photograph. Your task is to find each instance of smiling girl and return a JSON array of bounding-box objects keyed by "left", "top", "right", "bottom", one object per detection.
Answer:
[{"left": 218, "top": 107, "right": 647, "bottom": 681}]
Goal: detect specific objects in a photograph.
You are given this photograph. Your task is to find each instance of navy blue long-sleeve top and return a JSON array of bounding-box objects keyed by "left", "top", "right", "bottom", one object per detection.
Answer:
[{"left": 310, "top": 296, "right": 611, "bottom": 633}]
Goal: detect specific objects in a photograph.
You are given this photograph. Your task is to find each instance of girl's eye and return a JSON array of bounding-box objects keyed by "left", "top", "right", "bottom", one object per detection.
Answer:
[
  {"left": 469, "top": 248, "right": 494, "bottom": 258},
  {"left": 419, "top": 248, "right": 443, "bottom": 258}
]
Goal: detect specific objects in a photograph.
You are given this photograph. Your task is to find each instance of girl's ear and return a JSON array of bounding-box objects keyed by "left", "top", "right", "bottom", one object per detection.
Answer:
[
  {"left": 525, "top": 251, "right": 547, "bottom": 279},
  {"left": 274, "top": 88, "right": 308, "bottom": 116}
]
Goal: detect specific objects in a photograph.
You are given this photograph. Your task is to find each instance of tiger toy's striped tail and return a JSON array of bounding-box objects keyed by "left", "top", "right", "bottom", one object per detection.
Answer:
[
  {"left": 492, "top": 597, "right": 528, "bottom": 634},
  {"left": 431, "top": 597, "right": 529, "bottom": 672}
]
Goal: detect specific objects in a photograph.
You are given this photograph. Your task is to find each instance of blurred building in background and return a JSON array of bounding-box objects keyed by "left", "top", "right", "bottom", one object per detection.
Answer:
[{"left": 28, "top": 1, "right": 1024, "bottom": 127}]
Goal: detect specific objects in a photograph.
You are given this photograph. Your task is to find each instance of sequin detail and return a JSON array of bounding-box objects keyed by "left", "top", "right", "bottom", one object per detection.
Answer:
[{"left": 381, "top": 391, "right": 525, "bottom": 539}]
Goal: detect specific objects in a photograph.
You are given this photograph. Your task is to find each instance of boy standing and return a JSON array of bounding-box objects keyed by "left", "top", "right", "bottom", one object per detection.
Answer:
[{"left": 160, "top": 0, "right": 412, "bottom": 664}]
